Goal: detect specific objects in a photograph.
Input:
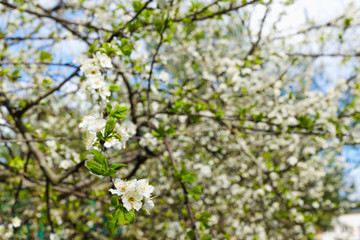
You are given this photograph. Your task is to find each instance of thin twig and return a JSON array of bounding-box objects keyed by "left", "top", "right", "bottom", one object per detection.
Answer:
[
  {"left": 164, "top": 137, "right": 199, "bottom": 240},
  {"left": 0, "top": 61, "right": 79, "bottom": 68},
  {"left": 107, "top": 0, "right": 153, "bottom": 42},
  {"left": 146, "top": 1, "right": 172, "bottom": 118},
  {"left": 16, "top": 66, "right": 80, "bottom": 116},
  {"left": 174, "top": 0, "right": 260, "bottom": 22},
  {"left": 45, "top": 179, "right": 54, "bottom": 232},
  {"left": 0, "top": 137, "right": 81, "bottom": 143},
  {"left": 288, "top": 52, "right": 360, "bottom": 58},
  {"left": 11, "top": 151, "right": 31, "bottom": 216},
  {"left": 0, "top": 0, "right": 112, "bottom": 32}
]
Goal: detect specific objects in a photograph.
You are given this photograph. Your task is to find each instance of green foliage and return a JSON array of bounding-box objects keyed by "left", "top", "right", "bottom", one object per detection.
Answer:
[
  {"left": 116, "top": 38, "right": 134, "bottom": 56},
  {"left": 91, "top": 149, "right": 108, "bottom": 169},
  {"left": 108, "top": 106, "right": 128, "bottom": 120},
  {"left": 109, "top": 84, "right": 120, "bottom": 92},
  {"left": 187, "top": 229, "right": 196, "bottom": 240},
  {"left": 152, "top": 125, "right": 177, "bottom": 138},
  {"left": 181, "top": 171, "right": 197, "bottom": 183},
  {"left": 107, "top": 200, "right": 136, "bottom": 234},
  {"left": 344, "top": 18, "right": 353, "bottom": 29},
  {"left": 104, "top": 118, "right": 116, "bottom": 138},
  {"left": 102, "top": 43, "right": 117, "bottom": 56},
  {"left": 85, "top": 150, "right": 118, "bottom": 177},
  {"left": 215, "top": 109, "right": 224, "bottom": 119},
  {"left": 39, "top": 51, "right": 52, "bottom": 62},
  {"left": 169, "top": 99, "right": 192, "bottom": 114},
  {"left": 189, "top": 185, "right": 202, "bottom": 200},
  {"left": 85, "top": 160, "right": 106, "bottom": 175},
  {"left": 110, "top": 163, "right": 127, "bottom": 170}
]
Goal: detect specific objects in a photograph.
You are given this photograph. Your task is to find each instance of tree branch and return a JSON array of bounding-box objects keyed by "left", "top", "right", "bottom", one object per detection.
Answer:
[
  {"left": 16, "top": 66, "right": 80, "bottom": 117},
  {"left": 164, "top": 137, "right": 199, "bottom": 240},
  {"left": 174, "top": 0, "right": 260, "bottom": 22}
]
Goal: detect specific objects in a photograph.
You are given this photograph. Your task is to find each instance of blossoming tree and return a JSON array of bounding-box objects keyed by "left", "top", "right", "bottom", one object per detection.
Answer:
[{"left": 0, "top": 0, "right": 360, "bottom": 239}]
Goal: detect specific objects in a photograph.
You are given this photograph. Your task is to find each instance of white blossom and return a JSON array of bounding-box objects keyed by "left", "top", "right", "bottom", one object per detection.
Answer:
[
  {"left": 95, "top": 52, "right": 112, "bottom": 68},
  {"left": 136, "top": 179, "right": 154, "bottom": 198},
  {"left": 59, "top": 159, "right": 75, "bottom": 169},
  {"left": 80, "top": 59, "right": 100, "bottom": 77},
  {"left": 109, "top": 179, "right": 137, "bottom": 196},
  {"left": 122, "top": 188, "right": 143, "bottom": 211},
  {"left": 143, "top": 198, "right": 154, "bottom": 214},
  {"left": 79, "top": 115, "right": 106, "bottom": 134},
  {"left": 85, "top": 132, "right": 97, "bottom": 150},
  {"left": 87, "top": 74, "right": 105, "bottom": 90},
  {"left": 109, "top": 179, "right": 155, "bottom": 213},
  {"left": 11, "top": 217, "right": 21, "bottom": 228},
  {"left": 288, "top": 156, "right": 298, "bottom": 166},
  {"left": 139, "top": 133, "right": 158, "bottom": 151}
]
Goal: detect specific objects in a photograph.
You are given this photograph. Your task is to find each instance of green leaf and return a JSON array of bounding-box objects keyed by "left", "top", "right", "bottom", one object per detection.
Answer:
[
  {"left": 111, "top": 195, "right": 119, "bottom": 207},
  {"left": 104, "top": 168, "right": 117, "bottom": 177},
  {"left": 42, "top": 79, "right": 53, "bottom": 85},
  {"left": 195, "top": 103, "right": 207, "bottom": 112},
  {"left": 105, "top": 118, "right": 116, "bottom": 138},
  {"left": 215, "top": 110, "right": 224, "bottom": 118},
  {"left": 189, "top": 185, "right": 202, "bottom": 200},
  {"left": 187, "top": 229, "right": 195, "bottom": 240},
  {"left": 132, "top": 1, "right": 142, "bottom": 12},
  {"left": 110, "top": 163, "right": 127, "bottom": 170},
  {"left": 155, "top": 21, "right": 164, "bottom": 33},
  {"left": 106, "top": 103, "right": 112, "bottom": 113},
  {"left": 298, "top": 115, "right": 313, "bottom": 129},
  {"left": 123, "top": 208, "right": 135, "bottom": 224},
  {"left": 191, "top": 185, "right": 202, "bottom": 195},
  {"left": 198, "top": 212, "right": 211, "bottom": 229},
  {"left": 118, "top": 38, "right": 134, "bottom": 56},
  {"left": 88, "top": 43, "right": 99, "bottom": 54},
  {"left": 18, "top": 100, "right": 27, "bottom": 108},
  {"left": 11, "top": 69, "right": 21, "bottom": 79},
  {"left": 117, "top": 208, "right": 127, "bottom": 225},
  {"left": 109, "top": 106, "right": 128, "bottom": 119},
  {"left": 107, "top": 214, "right": 117, "bottom": 234},
  {"left": 96, "top": 131, "right": 104, "bottom": 141},
  {"left": 181, "top": 172, "right": 197, "bottom": 183},
  {"left": 252, "top": 113, "right": 264, "bottom": 121},
  {"left": 91, "top": 149, "right": 108, "bottom": 169},
  {"left": 108, "top": 208, "right": 122, "bottom": 233},
  {"left": 344, "top": 18, "right": 353, "bottom": 29},
  {"left": 102, "top": 43, "right": 117, "bottom": 56},
  {"left": 86, "top": 160, "right": 105, "bottom": 175},
  {"left": 39, "top": 51, "right": 52, "bottom": 62},
  {"left": 117, "top": 206, "right": 135, "bottom": 225},
  {"left": 0, "top": 68, "right": 10, "bottom": 76},
  {"left": 109, "top": 85, "right": 120, "bottom": 92},
  {"left": 165, "top": 126, "right": 177, "bottom": 135}
]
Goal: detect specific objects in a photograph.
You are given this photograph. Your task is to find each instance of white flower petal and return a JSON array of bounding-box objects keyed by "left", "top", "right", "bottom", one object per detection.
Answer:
[
  {"left": 109, "top": 189, "right": 122, "bottom": 196},
  {"left": 133, "top": 201, "right": 142, "bottom": 211},
  {"left": 123, "top": 200, "right": 132, "bottom": 211}
]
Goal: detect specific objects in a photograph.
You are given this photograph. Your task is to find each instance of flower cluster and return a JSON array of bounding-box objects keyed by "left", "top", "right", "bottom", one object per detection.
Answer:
[
  {"left": 79, "top": 52, "right": 112, "bottom": 100},
  {"left": 79, "top": 114, "right": 130, "bottom": 150},
  {"left": 0, "top": 217, "right": 21, "bottom": 239},
  {"left": 78, "top": 51, "right": 131, "bottom": 150},
  {"left": 104, "top": 123, "right": 130, "bottom": 149},
  {"left": 139, "top": 132, "right": 158, "bottom": 151},
  {"left": 79, "top": 114, "right": 106, "bottom": 149},
  {"left": 77, "top": 49, "right": 155, "bottom": 232},
  {"left": 109, "top": 178, "right": 155, "bottom": 214}
]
